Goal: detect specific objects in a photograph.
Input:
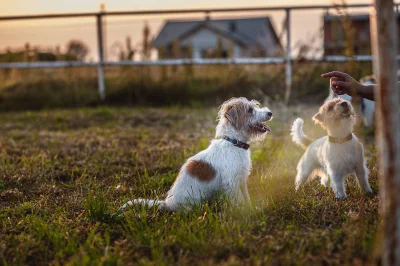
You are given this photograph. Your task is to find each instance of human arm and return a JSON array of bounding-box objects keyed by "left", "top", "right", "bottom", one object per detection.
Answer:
[{"left": 321, "top": 71, "right": 375, "bottom": 101}]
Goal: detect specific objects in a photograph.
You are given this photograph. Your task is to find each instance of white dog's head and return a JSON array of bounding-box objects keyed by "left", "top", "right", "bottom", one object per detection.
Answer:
[
  {"left": 313, "top": 98, "right": 356, "bottom": 136},
  {"left": 216, "top": 97, "right": 273, "bottom": 142}
]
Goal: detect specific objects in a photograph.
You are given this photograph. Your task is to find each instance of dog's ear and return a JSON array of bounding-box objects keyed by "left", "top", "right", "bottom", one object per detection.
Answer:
[
  {"left": 312, "top": 112, "right": 325, "bottom": 127},
  {"left": 224, "top": 103, "right": 246, "bottom": 129}
]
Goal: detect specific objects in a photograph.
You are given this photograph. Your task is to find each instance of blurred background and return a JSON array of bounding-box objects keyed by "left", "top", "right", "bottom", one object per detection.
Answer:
[{"left": 0, "top": 0, "right": 396, "bottom": 110}]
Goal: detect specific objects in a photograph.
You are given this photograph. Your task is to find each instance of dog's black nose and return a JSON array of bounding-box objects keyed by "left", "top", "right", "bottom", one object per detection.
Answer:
[
  {"left": 267, "top": 112, "right": 272, "bottom": 116},
  {"left": 340, "top": 102, "right": 348, "bottom": 107}
]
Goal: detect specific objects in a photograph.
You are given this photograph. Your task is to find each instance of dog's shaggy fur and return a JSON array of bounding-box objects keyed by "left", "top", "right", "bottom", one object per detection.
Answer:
[
  {"left": 123, "top": 97, "right": 273, "bottom": 211},
  {"left": 291, "top": 98, "right": 372, "bottom": 199}
]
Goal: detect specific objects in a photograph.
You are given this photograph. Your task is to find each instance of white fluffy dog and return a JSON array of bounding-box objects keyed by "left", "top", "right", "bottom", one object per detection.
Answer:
[
  {"left": 291, "top": 98, "right": 372, "bottom": 199},
  {"left": 123, "top": 97, "right": 273, "bottom": 211}
]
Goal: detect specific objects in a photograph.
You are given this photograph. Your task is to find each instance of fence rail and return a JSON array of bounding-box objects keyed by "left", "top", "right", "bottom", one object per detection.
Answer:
[
  {"left": 3, "top": 55, "right": 400, "bottom": 69},
  {"left": 1, "top": 3, "right": 399, "bottom": 102}
]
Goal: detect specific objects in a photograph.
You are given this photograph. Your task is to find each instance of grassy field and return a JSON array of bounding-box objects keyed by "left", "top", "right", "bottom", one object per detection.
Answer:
[{"left": 0, "top": 104, "right": 380, "bottom": 265}]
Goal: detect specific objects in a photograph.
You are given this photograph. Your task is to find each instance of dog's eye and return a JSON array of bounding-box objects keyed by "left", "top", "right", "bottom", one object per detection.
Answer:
[
  {"left": 328, "top": 106, "right": 334, "bottom": 111},
  {"left": 248, "top": 108, "right": 254, "bottom": 113}
]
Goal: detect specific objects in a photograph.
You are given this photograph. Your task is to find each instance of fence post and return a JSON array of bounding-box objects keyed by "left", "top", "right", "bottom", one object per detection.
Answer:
[
  {"left": 284, "top": 8, "right": 292, "bottom": 104},
  {"left": 96, "top": 13, "right": 106, "bottom": 101},
  {"left": 370, "top": 0, "right": 400, "bottom": 265}
]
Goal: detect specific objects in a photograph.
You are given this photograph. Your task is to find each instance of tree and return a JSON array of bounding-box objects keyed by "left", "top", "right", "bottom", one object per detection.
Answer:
[
  {"left": 142, "top": 22, "right": 152, "bottom": 60},
  {"left": 370, "top": 0, "right": 400, "bottom": 265},
  {"left": 111, "top": 36, "right": 136, "bottom": 61},
  {"left": 66, "top": 40, "right": 89, "bottom": 61}
]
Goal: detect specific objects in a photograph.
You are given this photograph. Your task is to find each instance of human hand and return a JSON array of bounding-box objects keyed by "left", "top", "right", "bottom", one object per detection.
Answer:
[{"left": 321, "top": 71, "right": 363, "bottom": 96}]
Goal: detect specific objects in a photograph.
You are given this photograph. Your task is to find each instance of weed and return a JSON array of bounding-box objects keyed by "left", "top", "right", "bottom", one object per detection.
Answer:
[{"left": 85, "top": 189, "right": 110, "bottom": 221}]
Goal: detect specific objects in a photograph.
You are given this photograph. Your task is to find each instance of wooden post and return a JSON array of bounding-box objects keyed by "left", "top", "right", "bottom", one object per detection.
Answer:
[
  {"left": 284, "top": 8, "right": 292, "bottom": 105},
  {"left": 370, "top": 1, "right": 400, "bottom": 265}
]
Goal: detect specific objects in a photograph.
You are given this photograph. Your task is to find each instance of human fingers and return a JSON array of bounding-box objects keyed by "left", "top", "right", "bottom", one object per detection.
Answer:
[
  {"left": 331, "top": 80, "right": 352, "bottom": 93},
  {"left": 321, "top": 71, "right": 349, "bottom": 80}
]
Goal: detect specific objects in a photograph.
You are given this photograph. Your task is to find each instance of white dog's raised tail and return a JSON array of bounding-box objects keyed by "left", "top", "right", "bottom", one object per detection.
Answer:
[{"left": 291, "top": 118, "right": 312, "bottom": 149}]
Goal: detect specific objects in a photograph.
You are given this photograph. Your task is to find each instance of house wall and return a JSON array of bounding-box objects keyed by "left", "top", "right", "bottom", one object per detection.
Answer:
[
  {"left": 324, "top": 16, "right": 400, "bottom": 56},
  {"left": 155, "top": 20, "right": 282, "bottom": 59},
  {"left": 179, "top": 28, "right": 242, "bottom": 59}
]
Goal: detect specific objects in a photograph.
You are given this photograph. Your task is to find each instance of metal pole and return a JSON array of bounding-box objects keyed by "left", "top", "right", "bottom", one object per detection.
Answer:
[
  {"left": 370, "top": 0, "right": 400, "bottom": 265},
  {"left": 284, "top": 8, "right": 292, "bottom": 104},
  {"left": 96, "top": 14, "right": 106, "bottom": 101}
]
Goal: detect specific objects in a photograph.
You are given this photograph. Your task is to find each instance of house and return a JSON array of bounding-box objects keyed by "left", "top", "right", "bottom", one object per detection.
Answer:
[
  {"left": 153, "top": 16, "right": 282, "bottom": 59},
  {"left": 323, "top": 13, "right": 400, "bottom": 56}
]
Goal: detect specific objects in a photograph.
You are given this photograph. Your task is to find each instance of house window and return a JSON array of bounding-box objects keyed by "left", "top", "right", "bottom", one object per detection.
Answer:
[{"left": 229, "top": 22, "right": 236, "bottom": 32}]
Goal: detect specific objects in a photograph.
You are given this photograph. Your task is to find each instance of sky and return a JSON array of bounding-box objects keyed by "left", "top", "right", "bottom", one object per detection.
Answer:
[
  {"left": 1, "top": 0, "right": 371, "bottom": 16},
  {"left": 0, "top": 0, "right": 376, "bottom": 60}
]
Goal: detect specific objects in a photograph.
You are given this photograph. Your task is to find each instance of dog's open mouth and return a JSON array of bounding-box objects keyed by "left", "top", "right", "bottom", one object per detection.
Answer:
[
  {"left": 250, "top": 122, "right": 271, "bottom": 133},
  {"left": 341, "top": 110, "right": 351, "bottom": 117}
]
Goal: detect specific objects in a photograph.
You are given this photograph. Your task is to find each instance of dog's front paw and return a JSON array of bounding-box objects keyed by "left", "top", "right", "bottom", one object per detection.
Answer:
[
  {"left": 295, "top": 181, "right": 302, "bottom": 192},
  {"left": 364, "top": 190, "right": 375, "bottom": 198},
  {"left": 335, "top": 194, "right": 347, "bottom": 200}
]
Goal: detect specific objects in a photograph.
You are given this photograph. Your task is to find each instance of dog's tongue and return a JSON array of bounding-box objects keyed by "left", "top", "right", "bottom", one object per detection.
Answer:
[
  {"left": 258, "top": 123, "right": 270, "bottom": 132},
  {"left": 262, "top": 124, "right": 271, "bottom": 132},
  {"left": 251, "top": 123, "right": 271, "bottom": 133}
]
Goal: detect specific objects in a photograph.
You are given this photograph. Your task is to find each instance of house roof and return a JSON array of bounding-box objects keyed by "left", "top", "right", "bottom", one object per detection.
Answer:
[{"left": 153, "top": 16, "right": 280, "bottom": 48}]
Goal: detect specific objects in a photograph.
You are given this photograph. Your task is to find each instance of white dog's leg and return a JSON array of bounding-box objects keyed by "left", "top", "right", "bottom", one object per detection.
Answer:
[
  {"left": 240, "top": 178, "right": 251, "bottom": 205},
  {"left": 355, "top": 158, "right": 373, "bottom": 194},
  {"left": 354, "top": 143, "right": 373, "bottom": 194},
  {"left": 225, "top": 185, "right": 244, "bottom": 206},
  {"left": 327, "top": 168, "right": 346, "bottom": 199},
  {"left": 295, "top": 156, "right": 316, "bottom": 191},
  {"left": 320, "top": 172, "right": 329, "bottom": 188},
  {"left": 330, "top": 177, "right": 346, "bottom": 199},
  {"left": 355, "top": 164, "right": 372, "bottom": 194},
  {"left": 222, "top": 178, "right": 244, "bottom": 206},
  {"left": 235, "top": 189, "right": 245, "bottom": 206}
]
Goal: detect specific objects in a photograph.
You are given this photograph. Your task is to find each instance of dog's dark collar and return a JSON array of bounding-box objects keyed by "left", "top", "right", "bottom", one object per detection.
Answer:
[
  {"left": 328, "top": 134, "right": 353, "bottom": 144},
  {"left": 221, "top": 136, "right": 250, "bottom": 150}
]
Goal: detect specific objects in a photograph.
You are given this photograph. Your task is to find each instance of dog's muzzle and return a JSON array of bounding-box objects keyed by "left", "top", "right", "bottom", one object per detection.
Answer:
[{"left": 250, "top": 113, "right": 272, "bottom": 133}]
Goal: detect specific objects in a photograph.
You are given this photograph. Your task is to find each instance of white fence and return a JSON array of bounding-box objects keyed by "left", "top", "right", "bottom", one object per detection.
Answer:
[{"left": 0, "top": 3, "right": 399, "bottom": 101}]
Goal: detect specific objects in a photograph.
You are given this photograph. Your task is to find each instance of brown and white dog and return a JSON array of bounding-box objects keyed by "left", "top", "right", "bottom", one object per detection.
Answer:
[
  {"left": 291, "top": 98, "right": 372, "bottom": 199},
  {"left": 122, "top": 97, "right": 273, "bottom": 211}
]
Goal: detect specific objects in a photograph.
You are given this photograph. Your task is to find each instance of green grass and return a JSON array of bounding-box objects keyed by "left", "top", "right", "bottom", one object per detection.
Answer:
[{"left": 0, "top": 104, "right": 380, "bottom": 265}]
